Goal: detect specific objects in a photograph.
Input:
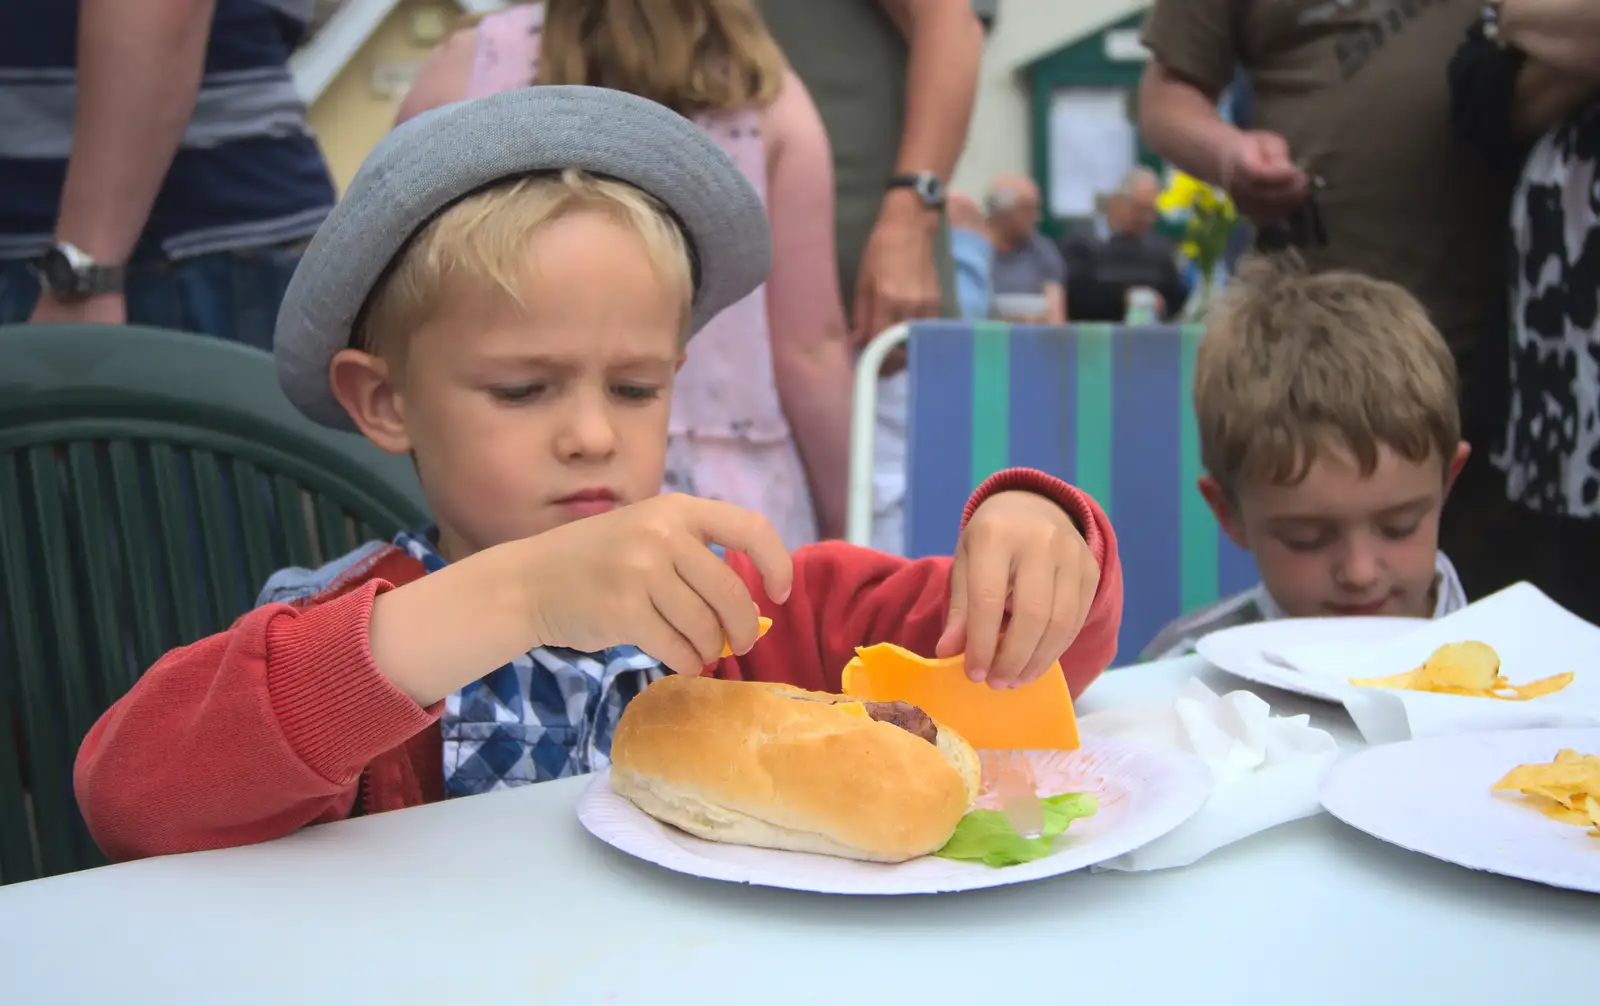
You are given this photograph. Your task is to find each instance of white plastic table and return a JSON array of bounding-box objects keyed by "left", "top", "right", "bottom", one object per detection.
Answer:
[{"left": 1, "top": 657, "right": 1595, "bottom": 1005}]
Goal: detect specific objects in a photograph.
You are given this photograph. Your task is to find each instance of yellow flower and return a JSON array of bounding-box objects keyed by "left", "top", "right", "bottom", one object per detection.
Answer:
[{"left": 1156, "top": 171, "right": 1206, "bottom": 215}]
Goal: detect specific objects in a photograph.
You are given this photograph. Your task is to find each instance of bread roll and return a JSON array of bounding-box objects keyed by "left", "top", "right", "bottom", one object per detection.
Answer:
[{"left": 610, "top": 675, "right": 981, "bottom": 863}]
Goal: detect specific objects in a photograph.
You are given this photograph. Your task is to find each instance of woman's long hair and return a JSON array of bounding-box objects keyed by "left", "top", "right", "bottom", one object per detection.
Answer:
[{"left": 536, "top": 0, "right": 787, "bottom": 114}]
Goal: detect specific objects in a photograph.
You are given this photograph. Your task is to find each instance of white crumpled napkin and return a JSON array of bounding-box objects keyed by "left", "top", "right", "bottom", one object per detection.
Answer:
[
  {"left": 1278, "top": 583, "right": 1600, "bottom": 745},
  {"left": 1079, "top": 678, "right": 1339, "bottom": 871}
]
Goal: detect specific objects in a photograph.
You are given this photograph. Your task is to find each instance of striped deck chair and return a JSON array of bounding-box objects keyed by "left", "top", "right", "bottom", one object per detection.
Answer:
[{"left": 847, "top": 320, "right": 1259, "bottom": 665}]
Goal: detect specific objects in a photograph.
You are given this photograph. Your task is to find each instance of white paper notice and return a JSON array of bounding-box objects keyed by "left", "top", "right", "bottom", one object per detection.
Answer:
[{"left": 1048, "top": 88, "right": 1135, "bottom": 218}]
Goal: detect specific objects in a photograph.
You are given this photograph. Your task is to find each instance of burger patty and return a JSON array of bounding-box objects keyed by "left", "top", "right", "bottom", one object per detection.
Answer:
[{"left": 862, "top": 701, "right": 938, "bottom": 744}]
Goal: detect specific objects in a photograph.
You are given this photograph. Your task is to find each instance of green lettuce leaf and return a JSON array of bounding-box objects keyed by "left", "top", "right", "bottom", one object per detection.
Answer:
[{"left": 933, "top": 792, "right": 1099, "bottom": 868}]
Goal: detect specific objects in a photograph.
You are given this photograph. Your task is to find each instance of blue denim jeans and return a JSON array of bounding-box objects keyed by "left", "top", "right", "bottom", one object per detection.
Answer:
[{"left": 0, "top": 240, "right": 305, "bottom": 352}]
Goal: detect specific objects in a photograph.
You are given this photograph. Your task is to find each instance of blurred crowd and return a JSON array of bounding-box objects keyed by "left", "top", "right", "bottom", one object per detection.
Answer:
[{"left": 6, "top": 0, "right": 1600, "bottom": 628}]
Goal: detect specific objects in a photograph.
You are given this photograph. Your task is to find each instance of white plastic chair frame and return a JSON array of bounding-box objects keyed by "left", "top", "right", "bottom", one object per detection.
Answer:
[{"left": 845, "top": 322, "right": 910, "bottom": 547}]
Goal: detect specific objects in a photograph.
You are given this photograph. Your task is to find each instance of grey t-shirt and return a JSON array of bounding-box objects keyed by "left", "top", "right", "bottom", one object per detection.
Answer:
[{"left": 992, "top": 233, "right": 1066, "bottom": 297}]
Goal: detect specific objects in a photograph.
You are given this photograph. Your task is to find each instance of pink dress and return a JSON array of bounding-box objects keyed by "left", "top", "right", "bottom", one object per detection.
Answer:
[{"left": 467, "top": 5, "right": 818, "bottom": 548}]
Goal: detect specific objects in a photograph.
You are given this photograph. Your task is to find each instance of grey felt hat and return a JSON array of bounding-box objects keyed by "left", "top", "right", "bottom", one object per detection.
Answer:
[{"left": 274, "top": 85, "right": 772, "bottom": 429}]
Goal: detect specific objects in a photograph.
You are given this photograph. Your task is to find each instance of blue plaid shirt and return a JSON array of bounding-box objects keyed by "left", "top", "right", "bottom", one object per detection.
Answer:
[{"left": 258, "top": 529, "right": 668, "bottom": 797}]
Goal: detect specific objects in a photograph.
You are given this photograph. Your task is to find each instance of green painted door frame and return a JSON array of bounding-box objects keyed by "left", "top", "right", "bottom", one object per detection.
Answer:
[{"left": 1025, "top": 10, "right": 1165, "bottom": 239}]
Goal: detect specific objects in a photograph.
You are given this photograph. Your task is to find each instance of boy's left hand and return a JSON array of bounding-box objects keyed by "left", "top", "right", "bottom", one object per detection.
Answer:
[{"left": 935, "top": 491, "right": 1100, "bottom": 689}]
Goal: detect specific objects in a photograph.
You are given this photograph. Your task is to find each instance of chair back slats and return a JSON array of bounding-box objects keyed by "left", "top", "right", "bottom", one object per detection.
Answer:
[
  {"left": 14, "top": 448, "right": 96, "bottom": 877},
  {"left": 0, "top": 458, "right": 49, "bottom": 883},
  {"left": 272, "top": 475, "right": 318, "bottom": 571},
  {"left": 0, "top": 681, "right": 33, "bottom": 883},
  {"left": 107, "top": 441, "right": 167, "bottom": 681},
  {"left": 63, "top": 443, "right": 138, "bottom": 709},
  {"left": 230, "top": 459, "right": 280, "bottom": 600},
  {"left": 314, "top": 495, "right": 356, "bottom": 566},
  {"left": 25, "top": 448, "right": 101, "bottom": 751},
  {"left": 147, "top": 443, "right": 210, "bottom": 645},
  {"left": 0, "top": 323, "right": 432, "bottom": 884},
  {"left": 901, "top": 321, "right": 1259, "bottom": 662},
  {"left": 193, "top": 450, "right": 252, "bottom": 621}
]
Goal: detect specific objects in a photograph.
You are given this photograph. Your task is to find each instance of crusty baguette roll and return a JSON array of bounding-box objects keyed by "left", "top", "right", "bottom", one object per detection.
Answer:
[{"left": 609, "top": 675, "right": 981, "bottom": 863}]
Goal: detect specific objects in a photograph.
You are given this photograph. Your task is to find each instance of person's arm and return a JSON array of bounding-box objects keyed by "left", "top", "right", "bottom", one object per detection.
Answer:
[
  {"left": 763, "top": 71, "right": 855, "bottom": 540},
  {"left": 1501, "top": 0, "right": 1600, "bottom": 81},
  {"left": 1511, "top": 57, "right": 1597, "bottom": 137},
  {"left": 1136, "top": 0, "right": 1242, "bottom": 187},
  {"left": 395, "top": 26, "right": 477, "bottom": 125},
  {"left": 714, "top": 470, "right": 1123, "bottom": 699},
  {"left": 877, "top": 0, "right": 984, "bottom": 196},
  {"left": 1042, "top": 284, "right": 1067, "bottom": 324},
  {"left": 48, "top": 0, "right": 216, "bottom": 275},
  {"left": 853, "top": 0, "right": 985, "bottom": 340},
  {"left": 74, "top": 585, "right": 441, "bottom": 862}
]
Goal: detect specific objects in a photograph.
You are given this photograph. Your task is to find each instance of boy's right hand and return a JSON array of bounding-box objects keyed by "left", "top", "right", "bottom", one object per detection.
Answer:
[{"left": 521, "top": 494, "right": 794, "bottom": 675}]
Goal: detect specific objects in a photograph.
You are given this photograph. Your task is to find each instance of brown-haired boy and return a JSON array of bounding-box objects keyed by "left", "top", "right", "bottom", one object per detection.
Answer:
[
  {"left": 1143, "top": 255, "right": 1469, "bottom": 660},
  {"left": 73, "top": 87, "right": 1123, "bottom": 862}
]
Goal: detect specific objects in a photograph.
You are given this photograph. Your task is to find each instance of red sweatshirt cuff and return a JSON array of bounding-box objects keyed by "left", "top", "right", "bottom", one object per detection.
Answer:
[
  {"left": 264, "top": 581, "right": 441, "bottom": 786},
  {"left": 961, "top": 468, "right": 1108, "bottom": 567}
]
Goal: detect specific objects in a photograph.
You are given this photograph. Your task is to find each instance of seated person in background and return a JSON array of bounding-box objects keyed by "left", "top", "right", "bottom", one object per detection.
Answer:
[
  {"left": 986, "top": 173, "right": 1066, "bottom": 324},
  {"left": 72, "top": 88, "right": 1123, "bottom": 863},
  {"left": 945, "top": 190, "right": 994, "bottom": 321},
  {"left": 1060, "top": 167, "right": 1188, "bottom": 322},
  {"left": 1141, "top": 254, "right": 1468, "bottom": 660}
]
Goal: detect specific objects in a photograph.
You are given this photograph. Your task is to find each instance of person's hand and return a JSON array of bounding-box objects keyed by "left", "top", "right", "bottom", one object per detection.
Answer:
[
  {"left": 853, "top": 195, "right": 942, "bottom": 359},
  {"left": 1219, "top": 130, "right": 1309, "bottom": 224},
  {"left": 29, "top": 291, "right": 126, "bottom": 325},
  {"left": 935, "top": 490, "right": 1099, "bottom": 689},
  {"left": 521, "top": 494, "right": 794, "bottom": 675}
]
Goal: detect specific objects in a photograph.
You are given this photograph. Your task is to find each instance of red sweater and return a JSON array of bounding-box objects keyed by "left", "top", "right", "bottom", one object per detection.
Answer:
[{"left": 75, "top": 470, "right": 1122, "bottom": 862}]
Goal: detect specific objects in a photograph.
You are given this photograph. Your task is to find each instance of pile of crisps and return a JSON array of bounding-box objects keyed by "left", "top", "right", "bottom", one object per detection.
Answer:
[
  {"left": 1349, "top": 641, "right": 1574, "bottom": 702},
  {"left": 1492, "top": 750, "right": 1600, "bottom": 838}
]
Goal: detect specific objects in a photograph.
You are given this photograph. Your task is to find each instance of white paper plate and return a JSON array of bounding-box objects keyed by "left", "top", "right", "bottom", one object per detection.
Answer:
[
  {"left": 1195, "top": 616, "right": 1426, "bottom": 703},
  {"left": 577, "top": 736, "right": 1212, "bottom": 895},
  {"left": 1320, "top": 727, "right": 1600, "bottom": 894}
]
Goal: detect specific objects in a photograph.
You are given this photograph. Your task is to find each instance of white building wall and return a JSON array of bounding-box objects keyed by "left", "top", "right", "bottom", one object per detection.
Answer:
[{"left": 952, "top": 0, "right": 1149, "bottom": 198}]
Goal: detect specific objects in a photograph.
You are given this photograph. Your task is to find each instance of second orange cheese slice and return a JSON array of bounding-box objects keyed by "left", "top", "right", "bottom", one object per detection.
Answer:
[{"left": 840, "top": 643, "right": 1080, "bottom": 751}]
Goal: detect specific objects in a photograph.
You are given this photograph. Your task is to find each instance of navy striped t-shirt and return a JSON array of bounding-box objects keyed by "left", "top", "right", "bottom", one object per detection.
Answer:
[{"left": 0, "top": 0, "right": 336, "bottom": 261}]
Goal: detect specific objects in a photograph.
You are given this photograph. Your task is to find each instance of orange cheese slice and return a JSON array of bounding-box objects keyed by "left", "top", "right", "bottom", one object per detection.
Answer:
[
  {"left": 719, "top": 616, "right": 773, "bottom": 658},
  {"left": 840, "top": 643, "right": 1080, "bottom": 751}
]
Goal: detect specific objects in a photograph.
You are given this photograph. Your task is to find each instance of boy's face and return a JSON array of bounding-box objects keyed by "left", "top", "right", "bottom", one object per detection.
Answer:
[
  {"left": 337, "top": 210, "right": 685, "bottom": 560},
  {"left": 1201, "top": 441, "right": 1470, "bottom": 620}
]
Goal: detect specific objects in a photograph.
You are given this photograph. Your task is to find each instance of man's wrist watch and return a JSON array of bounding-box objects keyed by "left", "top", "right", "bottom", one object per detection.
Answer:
[
  {"left": 886, "top": 171, "right": 948, "bottom": 210},
  {"left": 31, "top": 241, "right": 125, "bottom": 301}
]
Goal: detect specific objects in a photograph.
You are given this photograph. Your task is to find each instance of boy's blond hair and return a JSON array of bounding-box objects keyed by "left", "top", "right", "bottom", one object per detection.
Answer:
[
  {"left": 356, "top": 169, "right": 694, "bottom": 362},
  {"left": 1194, "top": 254, "right": 1460, "bottom": 496}
]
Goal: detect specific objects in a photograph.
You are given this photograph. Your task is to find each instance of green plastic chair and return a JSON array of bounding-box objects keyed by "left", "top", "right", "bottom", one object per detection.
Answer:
[{"left": 0, "top": 323, "right": 430, "bottom": 885}]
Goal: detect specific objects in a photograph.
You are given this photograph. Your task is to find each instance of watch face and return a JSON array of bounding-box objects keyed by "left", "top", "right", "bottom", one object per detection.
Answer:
[
  {"left": 918, "top": 174, "right": 947, "bottom": 207},
  {"left": 37, "top": 248, "right": 80, "bottom": 295}
]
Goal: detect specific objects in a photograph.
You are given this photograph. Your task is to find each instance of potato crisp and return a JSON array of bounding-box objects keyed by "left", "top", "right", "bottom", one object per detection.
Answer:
[
  {"left": 1492, "top": 750, "right": 1600, "bottom": 838},
  {"left": 1349, "top": 641, "right": 1574, "bottom": 702}
]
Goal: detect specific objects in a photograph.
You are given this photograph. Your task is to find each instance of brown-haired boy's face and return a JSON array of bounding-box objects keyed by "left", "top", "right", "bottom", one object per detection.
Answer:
[
  {"left": 337, "top": 210, "right": 685, "bottom": 561},
  {"left": 1201, "top": 441, "right": 1470, "bottom": 620}
]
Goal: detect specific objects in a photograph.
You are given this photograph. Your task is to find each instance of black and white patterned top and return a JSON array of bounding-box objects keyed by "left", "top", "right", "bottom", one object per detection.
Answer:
[{"left": 1498, "top": 101, "right": 1600, "bottom": 516}]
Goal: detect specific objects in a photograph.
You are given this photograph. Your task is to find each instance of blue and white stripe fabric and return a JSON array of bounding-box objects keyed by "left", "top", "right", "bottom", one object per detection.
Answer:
[{"left": 0, "top": 0, "right": 335, "bottom": 261}]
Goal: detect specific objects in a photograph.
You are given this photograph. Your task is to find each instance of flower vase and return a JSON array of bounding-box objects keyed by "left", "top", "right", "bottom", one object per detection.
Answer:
[{"left": 1181, "top": 264, "right": 1219, "bottom": 323}]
